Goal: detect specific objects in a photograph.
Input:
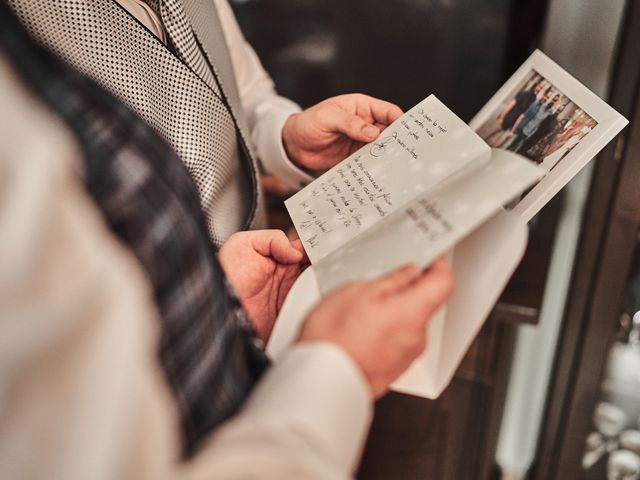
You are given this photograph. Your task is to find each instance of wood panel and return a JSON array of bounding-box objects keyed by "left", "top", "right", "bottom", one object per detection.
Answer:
[
  {"left": 533, "top": 0, "right": 640, "bottom": 477},
  {"left": 357, "top": 318, "right": 518, "bottom": 480}
]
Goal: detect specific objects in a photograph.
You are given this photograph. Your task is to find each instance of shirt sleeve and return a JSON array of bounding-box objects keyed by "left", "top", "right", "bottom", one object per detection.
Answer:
[
  {"left": 185, "top": 343, "right": 373, "bottom": 480},
  {"left": 0, "top": 59, "right": 177, "bottom": 480},
  {"left": 214, "top": 0, "right": 314, "bottom": 188}
]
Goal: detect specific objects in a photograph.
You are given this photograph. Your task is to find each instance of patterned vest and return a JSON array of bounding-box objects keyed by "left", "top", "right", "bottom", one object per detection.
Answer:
[
  {"left": 9, "top": 0, "right": 267, "bottom": 247},
  {"left": 1, "top": 2, "right": 269, "bottom": 456}
]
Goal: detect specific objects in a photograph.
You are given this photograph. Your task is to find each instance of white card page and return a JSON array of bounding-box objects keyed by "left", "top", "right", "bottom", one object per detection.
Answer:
[
  {"left": 285, "top": 95, "right": 490, "bottom": 264},
  {"left": 313, "top": 149, "right": 544, "bottom": 293}
]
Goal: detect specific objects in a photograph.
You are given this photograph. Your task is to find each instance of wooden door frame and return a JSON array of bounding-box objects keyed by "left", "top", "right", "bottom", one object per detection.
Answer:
[{"left": 532, "top": 0, "right": 640, "bottom": 477}]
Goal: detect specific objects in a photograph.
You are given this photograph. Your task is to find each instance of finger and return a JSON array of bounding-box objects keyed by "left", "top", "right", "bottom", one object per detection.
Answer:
[
  {"left": 393, "top": 259, "right": 454, "bottom": 319},
  {"left": 336, "top": 94, "right": 403, "bottom": 127},
  {"left": 251, "top": 230, "right": 304, "bottom": 264},
  {"left": 373, "top": 122, "right": 390, "bottom": 132},
  {"left": 425, "top": 257, "right": 452, "bottom": 279},
  {"left": 365, "top": 97, "right": 404, "bottom": 126},
  {"left": 270, "top": 231, "right": 305, "bottom": 264},
  {"left": 320, "top": 104, "right": 381, "bottom": 143},
  {"left": 291, "top": 239, "right": 310, "bottom": 265},
  {"left": 366, "top": 264, "right": 423, "bottom": 297}
]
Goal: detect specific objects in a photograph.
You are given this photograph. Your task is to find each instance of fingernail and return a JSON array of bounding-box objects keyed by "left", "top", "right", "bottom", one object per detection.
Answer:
[{"left": 363, "top": 125, "right": 379, "bottom": 139}]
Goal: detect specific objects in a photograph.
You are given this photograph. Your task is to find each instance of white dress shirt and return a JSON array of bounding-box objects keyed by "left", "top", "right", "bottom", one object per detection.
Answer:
[
  {"left": 117, "top": 0, "right": 313, "bottom": 188},
  {"left": 0, "top": 56, "right": 369, "bottom": 479}
]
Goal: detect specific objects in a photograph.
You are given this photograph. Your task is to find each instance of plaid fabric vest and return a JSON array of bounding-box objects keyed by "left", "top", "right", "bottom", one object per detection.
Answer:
[{"left": 1, "top": 1, "right": 269, "bottom": 456}]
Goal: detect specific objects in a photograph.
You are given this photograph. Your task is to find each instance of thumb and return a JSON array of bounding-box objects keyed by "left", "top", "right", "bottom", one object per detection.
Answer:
[
  {"left": 324, "top": 105, "right": 381, "bottom": 143},
  {"left": 291, "top": 239, "right": 310, "bottom": 265},
  {"left": 396, "top": 258, "right": 454, "bottom": 320},
  {"left": 252, "top": 230, "right": 304, "bottom": 264}
]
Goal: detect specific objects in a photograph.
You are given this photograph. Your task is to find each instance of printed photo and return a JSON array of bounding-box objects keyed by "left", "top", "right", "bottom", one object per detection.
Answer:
[
  {"left": 469, "top": 50, "right": 626, "bottom": 221},
  {"left": 476, "top": 69, "right": 597, "bottom": 173}
]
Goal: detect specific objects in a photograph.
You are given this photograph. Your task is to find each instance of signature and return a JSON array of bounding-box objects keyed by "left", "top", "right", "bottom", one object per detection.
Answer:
[
  {"left": 369, "top": 132, "right": 397, "bottom": 157},
  {"left": 377, "top": 192, "right": 393, "bottom": 206}
]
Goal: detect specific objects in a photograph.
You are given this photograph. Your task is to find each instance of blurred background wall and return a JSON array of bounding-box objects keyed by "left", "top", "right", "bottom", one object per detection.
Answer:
[
  {"left": 228, "top": 1, "right": 631, "bottom": 478},
  {"left": 231, "top": 0, "right": 547, "bottom": 120}
]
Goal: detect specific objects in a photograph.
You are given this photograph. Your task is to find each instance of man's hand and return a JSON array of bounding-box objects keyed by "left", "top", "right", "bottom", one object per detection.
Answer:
[
  {"left": 218, "top": 230, "right": 309, "bottom": 343},
  {"left": 297, "top": 259, "right": 454, "bottom": 398},
  {"left": 282, "top": 94, "right": 403, "bottom": 173}
]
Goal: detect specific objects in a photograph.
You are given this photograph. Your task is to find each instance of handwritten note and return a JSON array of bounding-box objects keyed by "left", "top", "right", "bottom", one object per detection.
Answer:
[
  {"left": 286, "top": 95, "right": 491, "bottom": 263},
  {"left": 312, "top": 150, "right": 544, "bottom": 294},
  {"left": 405, "top": 199, "right": 453, "bottom": 243}
]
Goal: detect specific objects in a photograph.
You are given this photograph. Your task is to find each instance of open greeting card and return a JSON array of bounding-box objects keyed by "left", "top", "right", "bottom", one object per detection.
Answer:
[{"left": 267, "top": 50, "right": 628, "bottom": 398}]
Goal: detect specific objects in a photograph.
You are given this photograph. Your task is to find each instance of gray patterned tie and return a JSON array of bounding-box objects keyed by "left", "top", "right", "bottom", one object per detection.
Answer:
[
  {"left": 145, "top": 0, "right": 218, "bottom": 92},
  {"left": 146, "top": 0, "right": 266, "bottom": 229}
]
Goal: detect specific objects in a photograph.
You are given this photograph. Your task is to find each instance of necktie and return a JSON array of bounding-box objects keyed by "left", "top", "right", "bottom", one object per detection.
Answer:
[{"left": 145, "top": 0, "right": 219, "bottom": 92}]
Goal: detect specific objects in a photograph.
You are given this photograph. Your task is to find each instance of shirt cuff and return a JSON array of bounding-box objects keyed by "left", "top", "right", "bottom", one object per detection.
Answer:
[
  {"left": 253, "top": 99, "right": 314, "bottom": 189},
  {"left": 242, "top": 342, "right": 373, "bottom": 473}
]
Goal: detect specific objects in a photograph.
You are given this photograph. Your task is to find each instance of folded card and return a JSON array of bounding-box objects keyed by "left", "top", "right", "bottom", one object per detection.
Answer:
[{"left": 268, "top": 50, "right": 628, "bottom": 398}]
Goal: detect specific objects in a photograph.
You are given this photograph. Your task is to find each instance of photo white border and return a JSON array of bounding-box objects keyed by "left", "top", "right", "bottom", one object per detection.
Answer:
[{"left": 469, "top": 50, "right": 628, "bottom": 222}]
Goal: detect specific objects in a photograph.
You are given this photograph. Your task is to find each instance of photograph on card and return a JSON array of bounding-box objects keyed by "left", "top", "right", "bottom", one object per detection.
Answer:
[
  {"left": 476, "top": 69, "right": 598, "bottom": 173},
  {"left": 468, "top": 49, "right": 629, "bottom": 221}
]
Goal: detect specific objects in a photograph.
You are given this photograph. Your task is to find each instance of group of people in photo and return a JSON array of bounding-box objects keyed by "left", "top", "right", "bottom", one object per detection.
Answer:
[{"left": 480, "top": 72, "right": 597, "bottom": 172}]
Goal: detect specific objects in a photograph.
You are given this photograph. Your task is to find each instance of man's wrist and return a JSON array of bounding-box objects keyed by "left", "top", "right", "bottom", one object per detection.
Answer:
[
  {"left": 254, "top": 101, "right": 312, "bottom": 188},
  {"left": 281, "top": 113, "right": 302, "bottom": 167},
  {"left": 281, "top": 113, "right": 325, "bottom": 178}
]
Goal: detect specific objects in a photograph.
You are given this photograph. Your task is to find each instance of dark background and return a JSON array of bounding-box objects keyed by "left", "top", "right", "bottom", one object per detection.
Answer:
[
  {"left": 231, "top": 0, "right": 548, "bottom": 121},
  {"left": 228, "top": 1, "right": 554, "bottom": 478}
]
